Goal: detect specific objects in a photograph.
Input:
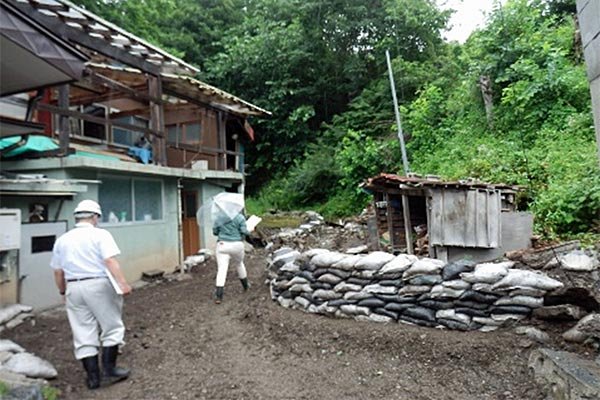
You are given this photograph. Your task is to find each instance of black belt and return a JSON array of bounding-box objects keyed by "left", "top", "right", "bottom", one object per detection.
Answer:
[{"left": 66, "top": 276, "right": 105, "bottom": 282}]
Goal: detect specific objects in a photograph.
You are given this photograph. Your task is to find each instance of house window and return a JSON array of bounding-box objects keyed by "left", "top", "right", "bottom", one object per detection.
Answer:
[
  {"left": 166, "top": 121, "right": 201, "bottom": 146},
  {"left": 113, "top": 116, "right": 147, "bottom": 146},
  {"left": 98, "top": 176, "right": 163, "bottom": 224}
]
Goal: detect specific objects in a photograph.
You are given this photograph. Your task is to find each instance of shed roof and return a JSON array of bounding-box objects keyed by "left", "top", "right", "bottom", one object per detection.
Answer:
[
  {"left": 364, "top": 173, "right": 521, "bottom": 193},
  {"left": 7, "top": 0, "right": 198, "bottom": 75},
  {"left": 88, "top": 63, "right": 271, "bottom": 118}
]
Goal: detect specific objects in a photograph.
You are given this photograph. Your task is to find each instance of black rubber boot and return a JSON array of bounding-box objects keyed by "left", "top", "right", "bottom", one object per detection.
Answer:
[
  {"left": 240, "top": 278, "right": 250, "bottom": 291},
  {"left": 215, "top": 286, "right": 224, "bottom": 304},
  {"left": 81, "top": 355, "right": 100, "bottom": 390},
  {"left": 102, "top": 345, "right": 130, "bottom": 385}
]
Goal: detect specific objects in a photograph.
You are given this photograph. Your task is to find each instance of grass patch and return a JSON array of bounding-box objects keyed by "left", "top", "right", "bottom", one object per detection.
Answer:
[{"left": 42, "top": 386, "right": 60, "bottom": 400}]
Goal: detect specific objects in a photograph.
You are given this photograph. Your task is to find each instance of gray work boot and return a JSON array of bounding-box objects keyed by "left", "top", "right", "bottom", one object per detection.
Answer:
[
  {"left": 81, "top": 355, "right": 100, "bottom": 389},
  {"left": 215, "top": 286, "right": 224, "bottom": 304},
  {"left": 102, "top": 345, "right": 130, "bottom": 385}
]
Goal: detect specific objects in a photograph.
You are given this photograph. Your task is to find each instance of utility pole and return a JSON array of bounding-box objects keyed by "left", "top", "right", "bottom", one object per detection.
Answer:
[{"left": 385, "top": 50, "right": 413, "bottom": 255}]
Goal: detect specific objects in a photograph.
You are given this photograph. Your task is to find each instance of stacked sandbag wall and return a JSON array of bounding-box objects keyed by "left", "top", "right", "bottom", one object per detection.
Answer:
[{"left": 268, "top": 248, "right": 564, "bottom": 331}]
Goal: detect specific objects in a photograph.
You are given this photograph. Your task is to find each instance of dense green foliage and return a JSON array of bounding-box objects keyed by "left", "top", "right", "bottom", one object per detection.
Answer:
[{"left": 74, "top": 0, "right": 598, "bottom": 237}]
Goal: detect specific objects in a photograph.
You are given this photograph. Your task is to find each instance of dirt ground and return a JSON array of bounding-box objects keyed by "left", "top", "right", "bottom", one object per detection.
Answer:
[{"left": 7, "top": 241, "right": 594, "bottom": 400}]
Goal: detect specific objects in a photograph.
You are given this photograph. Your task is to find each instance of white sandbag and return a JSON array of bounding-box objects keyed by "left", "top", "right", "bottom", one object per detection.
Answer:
[
  {"left": 363, "top": 284, "right": 398, "bottom": 295},
  {"left": 0, "top": 304, "right": 33, "bottom": 326},
  {"left": 560, "top": 250, "right": 598, "bottom": 271},
  {"left": 272, "top": 249, "right": 301, "bottom": 266},
  {"left": 333, "top": 282, "right": 364, "bottom": 293},
  {"left": 307, "top": 304, "right": 319, "bottom": 314},
  {"left": 280, "top": 262, "right": 300, "bottom": 273},
  {"left": 510, "top": 288, "right": 546, "bottom": 297},
  {"left": 273, "top": 247, "right": 295, "bottom": 258},
  {"left": 304, "top": 248, "right": 330, "bottom": 258},
  {"left": 442, "top": 280, "right": 471, "bottom": 290},
  {"left": 0, "top": 340, "right": 25, "bottom": 354},
  {"left": 0, "top": 351, "right": 13, "bottom": 364},
  {"left": 491, "top": 269, "right": 564, "bottom": 291},
  {"left": 402, "top": 258, "right": 445, "bottom": 279},
  {"left": 436, "top": 309, "right": 471, "bottom": 325},
  {"left": 473, "top": 317, "right": 504, "bottom": 326},
  {"left": 317, "top": 273, "right": 343, "bottom": 285},
  {"left": 4, "top": 352, "right": 57, "bottom": 379},
  {"left": 479, "top": 325, "right": 499, "bottom": 332},
  {"left": 340, "top": 305, "right": 370, "bottom": 316},
  {"left": 460, "top": 262, "right": 512, "bottom": 284},
  {"left": 333, "top": 255, "right": 364, "bottom": 270},
  {"left": 472, "top": 283, "right": 496, "bottom": 293},
  {"left": 313, "top": 289, "right": 343, "bottom": 300},
  {"left": 490, "top": 313, "right": 526, "bottom": 322},
  {"left": 355, "top": 252, "right": 395, "bottom": 270},
  {"left": 352, "top": 270, "right": 376, "bottom": 279},
  {"left": 335, "top": 310, "right": 353, "bottom": 319},
  {"left": 294, "top": 296, "right": 311, "bottom": 309},
  {"left": 429, "top": 285, "right": 465, "bottom": 299},
  {"left": 356, "top": 314, "right": 392, "bottom": 323},
  {"left": 288, "top": 276, "right": 309, "bottom": 286},
  {"left": 272, "top": 279, "right": 291, "bottom": 290},
  {"left": 398, "top": 285, "right": 431, "bottom": 296},
  {"left": 289, "top": 284, "right": 313, "bottom": 293},
  {"left": 344, "top": 291, "right": 372, "bottom": 301},
  {"left": 277, "top": 297, "right": 294, "bottom": 308},
  {"left": 316, "top": 303, "right": 337, "bottom": 315},
  {"left": 379, "top": 254, "right": 418, "bottom": 274},
  {"left": 312, "top": 252, "right": 347, "bottom": 267},
  {"left": 495, "top": 295, "right": 543, "bottom": 308}
]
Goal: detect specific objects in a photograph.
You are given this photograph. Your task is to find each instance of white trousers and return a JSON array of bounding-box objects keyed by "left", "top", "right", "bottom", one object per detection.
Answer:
[
  {"left": 65, "top": 278, "right": 125, "bottom": 360},
  {"left": 215, "top": 241, "right": 246, "bottom": 287}
]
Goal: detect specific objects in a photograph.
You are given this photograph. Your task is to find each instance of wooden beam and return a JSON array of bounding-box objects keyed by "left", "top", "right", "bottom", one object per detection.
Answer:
[
  {"left": 8, "top": 0, "right": 161, "bottom": 75},
  {"left": 37, "top": 103, "right": 163, "bottom": 138},
  {"left": 88, "top": 71, "right": 162, "bottom": 104},
  {"left": 148, "top": 75, "right": 166, "bottom": 165},
  {"left": 58, "top": 85, "right": 70, "bottom": 155}
]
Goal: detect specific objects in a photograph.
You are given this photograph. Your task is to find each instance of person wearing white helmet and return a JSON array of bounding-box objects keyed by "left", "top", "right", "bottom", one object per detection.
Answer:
[{"left": 50, "top": 199, "right": 132, "bottom": 389}]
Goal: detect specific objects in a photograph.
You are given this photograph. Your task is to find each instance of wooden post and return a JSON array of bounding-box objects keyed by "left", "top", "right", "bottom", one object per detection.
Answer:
[
  {"left": 218, "top": 112, "right": 226, "bottom": 170},
  {"left": 58, "top": 85, "right": 70, "bottom": 156},
  {"left": 402, "top": 194, "right": 414, "bottom": 255},
  {"left": 384, "top": 192, "right": 395, "bottom": 250},
  {"left": 148, "top": 75, "right": 166, "bottom": 165}
]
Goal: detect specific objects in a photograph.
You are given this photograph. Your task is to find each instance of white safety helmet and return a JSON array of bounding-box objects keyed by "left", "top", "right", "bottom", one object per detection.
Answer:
[{"left": 73, "top": 199, "right": 102, "bottom": 216}]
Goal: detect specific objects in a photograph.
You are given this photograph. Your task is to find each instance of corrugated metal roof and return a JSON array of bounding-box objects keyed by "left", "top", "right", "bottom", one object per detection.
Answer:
[
  {"left": 87, "top": 63, "right": 271, "bottom": 118},
  {"left": 9, "top": 0, "right": 198, "bottom": 75},
  {"left": 364, "top": 173, "right": 521, "bottom": 192}
]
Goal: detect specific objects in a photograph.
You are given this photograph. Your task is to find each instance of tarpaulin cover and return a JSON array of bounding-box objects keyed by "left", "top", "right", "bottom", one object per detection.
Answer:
[{"left": 0, "top": 135, "right": 58, "bottom": 157}]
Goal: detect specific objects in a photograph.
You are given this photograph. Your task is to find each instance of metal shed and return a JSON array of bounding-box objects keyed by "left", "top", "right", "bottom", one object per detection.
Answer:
[{"left": 363, "top": 173, "right": 534, "bottom": 263}]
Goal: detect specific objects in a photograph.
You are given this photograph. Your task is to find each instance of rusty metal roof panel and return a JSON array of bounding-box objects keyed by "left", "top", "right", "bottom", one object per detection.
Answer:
[{"left": 364, "top": 173, "right": 521, "bottom": 192}]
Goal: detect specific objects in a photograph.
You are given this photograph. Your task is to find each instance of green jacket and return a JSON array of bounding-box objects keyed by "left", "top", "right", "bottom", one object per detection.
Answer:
[{"left": 213, "top": 213, "right": 249, "bottom": 242}]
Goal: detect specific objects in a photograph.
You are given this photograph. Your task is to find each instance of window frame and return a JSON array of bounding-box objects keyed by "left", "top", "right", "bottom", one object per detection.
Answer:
[{"left": 98, "top": 174, "right": 165, "bottom": 227}]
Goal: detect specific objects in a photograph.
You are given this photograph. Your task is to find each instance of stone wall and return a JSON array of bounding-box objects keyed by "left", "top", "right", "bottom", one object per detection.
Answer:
[{"left": 268, "top": 248, "right": 564, "bottom": 331}]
